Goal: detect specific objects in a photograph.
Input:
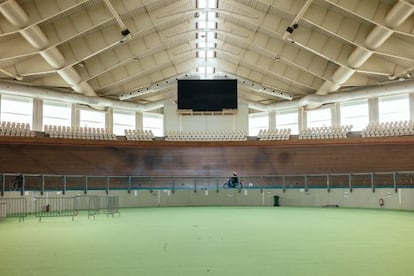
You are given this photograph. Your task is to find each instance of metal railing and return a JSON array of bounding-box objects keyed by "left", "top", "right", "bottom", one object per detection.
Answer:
[
  {"left": 2, "top": 172, "right": 414, "bottom": 195},
  {"left": 0, "top": 197, "right": 27, "bottom": 221}
]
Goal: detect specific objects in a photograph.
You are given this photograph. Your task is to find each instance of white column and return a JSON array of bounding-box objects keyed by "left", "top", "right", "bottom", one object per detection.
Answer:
[
  {"left": 106, "top": 108, "right": 113, "bottom": 131},
  {"left": 268, "top": 111, "right": 276, "bottom": 130},
  {"left": 332, "top": 103, "right": 341, "bottom": 127},
  {"left": 72, "top": 104, "right": 80, "bottom": 127},
  {"left": 368, "top": 98, "right": 379, "bottom": 123},
  {"left": 409, "top": 93, "right": 414, "bottom": 121},
  {"left": 135, "top": 112, "right": 143, "bottom": 130},
  {"left": 299, "top": 107, "right": 306, "bottom": 131},
  {"left": 32, "top": 98, "right": 43, "bottom": 131}
]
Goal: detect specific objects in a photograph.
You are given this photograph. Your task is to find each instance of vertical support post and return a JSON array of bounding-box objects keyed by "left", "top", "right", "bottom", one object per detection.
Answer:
[
  {"left": 282, "top": 175, "right": 286, "bottom": 193},
  {"left": 41, "top": 174, "right": 45, "bottom": 195},
  {"left": 1, "top": 174, "right": 3, "bottom": 197},
  {"left": 85, "top": 176, "right": 88, "bottom": 194},
  {"left": 393, "top": 172, "right": 397, "bottom": 193},
  {"left": 106, "top": 176, "right": 109, "bottom": 195},
  {"left": 304, "top": 175, "right": 308, "bottom": 192},
  {"left": 371, "top": 173, "right": 375, "bottom": 193},
  {"left": 327, "top": 175, "right": 330, "bottom": 192},
  {"left": 128, "top": 176, "right": 131, "bottom": 194},
  {"left": 63, "top": 175, "right": 66, "bottom": 195},
  {"left": 172, "top": 178, "right": 175, "bottom": 194},
  {"left": 349, "top": 174, "right": 352, "bottom": 193},
  {"left": 21, "top": 175, "right": 25, "bottom": 196}
]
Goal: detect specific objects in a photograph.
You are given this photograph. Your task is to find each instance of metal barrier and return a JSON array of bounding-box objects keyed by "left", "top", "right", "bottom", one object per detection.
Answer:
[
  {"left": 88, "top": 195, "right": 101, "bottom": 219},
  {"left": 0, "top": 198, "right": 27, "bottom": 221},
  {"left": 105, "top": 195, "right": 119, "bottom": 217},
  {"left": 34, "top": 196, "right": 77, "bottom": 222},
  {"left": 0, "top": 200, "right": 6, "bottom": 219}
]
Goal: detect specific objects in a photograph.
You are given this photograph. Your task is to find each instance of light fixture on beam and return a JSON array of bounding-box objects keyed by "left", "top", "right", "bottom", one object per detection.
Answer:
[
  {"left": 215, "top": 72, "right": 293, "bottom": 100},
  {"left": 119, "top": 73, "right": 199, "bottom": 100},
  {"left": 120, "top": 72, "right": 293, "bottom": 101},
  {"left": 119, "top": 77, "right": 176, "bottom": 100}
]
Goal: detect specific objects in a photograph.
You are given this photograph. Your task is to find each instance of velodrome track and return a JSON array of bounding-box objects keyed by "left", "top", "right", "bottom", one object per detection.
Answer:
[{"left": 1, "top": 206, "right": 413, "bottom": 276}]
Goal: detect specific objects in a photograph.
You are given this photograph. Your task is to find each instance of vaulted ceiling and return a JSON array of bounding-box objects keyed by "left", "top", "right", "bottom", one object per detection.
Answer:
[{"left": 0, "top": 0, "right": 414, "bottom": 112}]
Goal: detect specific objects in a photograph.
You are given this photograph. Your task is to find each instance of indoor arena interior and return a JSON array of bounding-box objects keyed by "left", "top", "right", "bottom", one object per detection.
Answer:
[{"left": 1, "top": 1, "right": 414, "bottom": 276}]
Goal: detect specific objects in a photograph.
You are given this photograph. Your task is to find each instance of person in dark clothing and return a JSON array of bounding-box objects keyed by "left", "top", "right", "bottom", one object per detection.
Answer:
[{"left": 224, "top": 172, "right": 242, "bottom": 189}]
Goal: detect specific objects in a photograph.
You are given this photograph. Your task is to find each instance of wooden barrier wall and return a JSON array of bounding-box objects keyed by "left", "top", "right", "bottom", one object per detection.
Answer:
[{"left": 0, "top": 136, "right": 413, "bottom": 176}]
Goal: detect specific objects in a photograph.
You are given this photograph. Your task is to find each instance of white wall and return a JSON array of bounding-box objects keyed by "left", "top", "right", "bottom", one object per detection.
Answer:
[
  {"left": 5, "top": 188, "right": 414, "bottom": 214},
  {"left": 164, "top": 100, "right": 248, "bottom": 133}
]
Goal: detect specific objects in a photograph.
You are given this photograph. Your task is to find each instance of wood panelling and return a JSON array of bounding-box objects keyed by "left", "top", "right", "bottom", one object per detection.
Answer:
[{"left": 0, "top": 136, "right": 413, "bottom": 176}]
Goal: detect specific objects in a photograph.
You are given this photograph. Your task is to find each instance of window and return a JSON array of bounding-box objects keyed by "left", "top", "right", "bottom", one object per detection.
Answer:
[
  {"left": 197, "top": 0, "right": 217, "bottom": 8},
  {"left": 248, "top": 112, "right": 268, "bottom": 136},
  {"left": 197, "top": 50, "right": 215, "bottom": 58},
  {"left": 197, "top": 32, "right": 215, "bottom": 40},
  {"left": 79, "top": 109, "right": 105, "bottom": 129},
  {"left": 143, "top": 113, "right": 163, "bottom": 137},
  {"left": 276, "top": 109, "right": 299, "bottom": 134},
  {"left": 43, "top": 100, "right": 71, "bottom": 129},
  {"left": 196, "top": 0, "right": 218, "bottom": 77},
  {"left": 0, "top": 95, "right": 33, "bottom": 125},
  {"left": 340, "top": 99, "right": 368, "bottom": 131},
  {"left": 197, "top": 21, "right": 216, "bottom": 30},
  {"left": 113, "top": 110, "right": 135, "bottom": 136},
  {"left": 198, "top": 41, "right": 215, "bottom": 49},
  {"left": 198, "top": 66, "right": 214, "bottom": 75},
  {"left": 379, "top": 94, "right": 409, "bottom": 123},
  {"left": 306, "top": 108, "right": 331, "bottom": 128}
]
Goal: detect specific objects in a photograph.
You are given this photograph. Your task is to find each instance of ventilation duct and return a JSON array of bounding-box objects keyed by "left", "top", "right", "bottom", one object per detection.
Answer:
[{"left": 0, "top": 82, "right": 163, "bottom": 112}]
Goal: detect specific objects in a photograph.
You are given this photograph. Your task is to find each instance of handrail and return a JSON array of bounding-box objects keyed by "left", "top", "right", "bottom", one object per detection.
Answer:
[{"left": 1, "top": 171, "right": 414, "bottom": 196}]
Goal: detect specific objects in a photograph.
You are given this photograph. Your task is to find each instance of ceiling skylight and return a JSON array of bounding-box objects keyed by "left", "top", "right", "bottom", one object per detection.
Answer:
[{"left": 196, "top": 0, "right": 218, "bottom": 78}]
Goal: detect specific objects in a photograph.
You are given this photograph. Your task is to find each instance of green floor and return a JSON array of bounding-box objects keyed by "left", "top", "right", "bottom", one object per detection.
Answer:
[{"left": 1, "top": 207, "right": 414, "bottom": 276}]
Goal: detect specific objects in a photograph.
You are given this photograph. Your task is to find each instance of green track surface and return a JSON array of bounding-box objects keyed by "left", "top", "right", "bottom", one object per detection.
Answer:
[{"left": 1, "top": 207, "right": 414, "bottom": 276}]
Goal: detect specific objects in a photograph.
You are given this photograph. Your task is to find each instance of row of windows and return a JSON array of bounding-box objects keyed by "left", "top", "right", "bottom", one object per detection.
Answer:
[
  {"left": 0, "top": 95, "right": 163, "bottom": 136},
  {"left": 0, "top": 94, "right": 410, "bottom": 137},
  {"left": 248, "top": 94, "right": 411, "bottom": 136}
]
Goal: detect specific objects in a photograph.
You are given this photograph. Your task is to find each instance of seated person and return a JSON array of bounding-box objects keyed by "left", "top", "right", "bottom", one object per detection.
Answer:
[
  {"left": 230, "top": 172, "right": 239, "bottom": 184},
  {"left": 229, "top": 172, "right": 239, "bottom": 187}
]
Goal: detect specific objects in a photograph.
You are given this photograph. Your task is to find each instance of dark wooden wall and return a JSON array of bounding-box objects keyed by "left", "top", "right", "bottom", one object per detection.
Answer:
[{"left": 0, "top": 136, "right": 413, "bottom": 176}]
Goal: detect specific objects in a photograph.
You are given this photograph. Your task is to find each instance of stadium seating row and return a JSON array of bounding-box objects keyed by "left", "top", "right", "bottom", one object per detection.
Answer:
[
  {"left": 124, "top": 129, "right": 155, "bottom": 141},
  {"left": 165, "top": 130, "right": 247, "bottom": 141},
  {"left": 44, "top": 125, "right": 116, "bottom": 140},
  {"left": 0, "top": 121, "right": 34, "bottom": 137},
  {"left": 257, "top": 129, "right": 291, "bottom": 141},
  {"left": 361, "top": 120, "right": 414, "bottom": 137},
  {"left": 299, "top": 125, "right": 352, "bottom": 140}
]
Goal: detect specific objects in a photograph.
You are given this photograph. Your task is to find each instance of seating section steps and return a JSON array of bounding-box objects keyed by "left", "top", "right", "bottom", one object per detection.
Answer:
[
  {"left": 361, "top": 120, "right": 414, "bottom": 137},
  {"left": 165, "top": 130, "right": 247, "bottom": 141},
  {"left": 0, "top": 121, "right": 34, "bottom": 137},
  {"left": 299, "top": 125, "right": 352, "bottom": 140},
  {"left": 125, "top": 129, "right": 155, "bottom": 141},
  {"left": 44, "top": 125, "right": 116, "bottom": 140},
  {"left": 257, "top": 129, "right": 291, "bottom": 141}
]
